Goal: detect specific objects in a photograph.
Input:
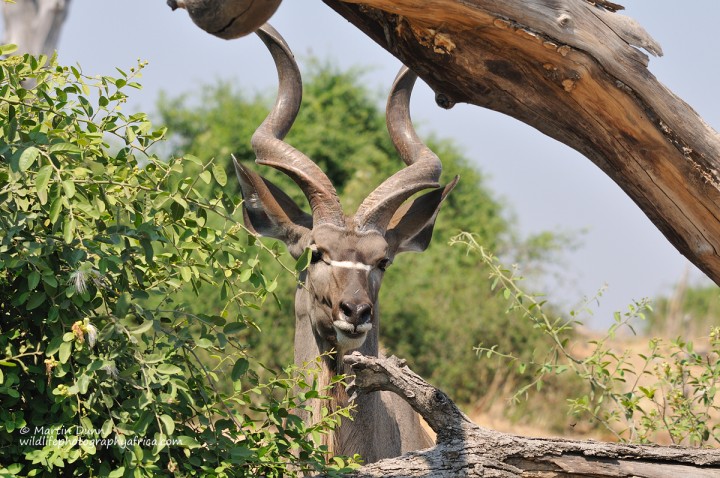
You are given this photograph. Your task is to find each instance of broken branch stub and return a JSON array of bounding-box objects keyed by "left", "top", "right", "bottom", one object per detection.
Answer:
[{"left": 166, "top": 0, "right": 281, "bottom": 39}]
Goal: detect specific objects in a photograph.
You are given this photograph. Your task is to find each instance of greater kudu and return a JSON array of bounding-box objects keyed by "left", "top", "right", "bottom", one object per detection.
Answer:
[{"left": 234, "top": 24, "right": 457, "bottom": 462}]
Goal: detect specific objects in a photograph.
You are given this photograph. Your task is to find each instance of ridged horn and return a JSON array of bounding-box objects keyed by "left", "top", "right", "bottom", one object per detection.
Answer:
[
  {"left": 252, "top": 24, "right": 344, "bottom": 227},
  {"left": 354, "top": 66, "right": 442, "bottom": 232}
]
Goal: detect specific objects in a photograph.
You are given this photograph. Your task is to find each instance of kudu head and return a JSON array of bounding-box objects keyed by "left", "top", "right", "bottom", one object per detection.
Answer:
[{"left": 234, "top": 24, "right": 458, "bottom": 358}]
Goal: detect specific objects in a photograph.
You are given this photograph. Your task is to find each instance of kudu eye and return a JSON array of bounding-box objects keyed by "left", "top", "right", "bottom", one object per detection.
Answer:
[
  {"left": 377, "top": 258, "right": 391, "bottom": 271},
  {"left": 309, "top": 246, "right": 324, "bottom": 264}
]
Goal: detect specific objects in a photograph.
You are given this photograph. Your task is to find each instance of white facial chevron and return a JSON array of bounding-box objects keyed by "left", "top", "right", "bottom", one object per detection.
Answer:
[
  {"left": 326, "top": 260, "right": 373, "bottom": 271},
  {"left": 310, "top": 244, "right": 375, "bottom": 271}
]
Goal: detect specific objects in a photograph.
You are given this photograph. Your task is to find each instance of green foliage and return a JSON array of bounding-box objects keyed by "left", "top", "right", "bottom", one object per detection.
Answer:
[
  {"left": 567, "top": 330, "right": 720, "bottom": 446},
  {"left": 156, "top": 61, "right": 564, "bottom": 406},
  {"left": 454, "top": 232, "right": 720, "bottom": 446},
  {"left": 0, "top": 50, "right": 355, "bottom": 476}
]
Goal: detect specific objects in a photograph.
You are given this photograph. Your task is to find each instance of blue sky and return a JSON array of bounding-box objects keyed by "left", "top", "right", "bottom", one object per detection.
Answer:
[{"left": 3, "top": 1, "right": 719, "bottom": 328}]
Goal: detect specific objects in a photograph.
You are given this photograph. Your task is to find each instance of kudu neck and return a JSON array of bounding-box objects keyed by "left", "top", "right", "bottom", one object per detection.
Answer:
[{"left": 294, "top": 285, "right": 390, "bottom": 459}]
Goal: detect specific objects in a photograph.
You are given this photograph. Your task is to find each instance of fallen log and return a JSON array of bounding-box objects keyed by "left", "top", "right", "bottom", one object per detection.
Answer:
[{"left": 318, "top": 352, "right": 720, "bottom": 477}]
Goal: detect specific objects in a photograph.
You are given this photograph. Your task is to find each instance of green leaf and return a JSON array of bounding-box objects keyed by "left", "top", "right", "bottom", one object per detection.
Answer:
[
  {"left": 18, "top": 146, "right": 40, "bottom": 172},
  {"left": 295, "top": 247, "right": 312, "bottom": 272},
  {"left": 129, "top": 320, "right": 154, "bottom": 335},
  {"left": 159, "top": 414, "right": 175, "bottom": 435},
  {"left": 63, "top": 215, "right": 75, "bottom": 243},
  {"left": 223, "top": 322, "right": 246, "bottom": 334},
  {"left": 639, "top": 386, "right": 656, "bottom": 399},
  {"left": 101, "top": 419, "right": 113, "bottom": 438},
  {"left": 142, "top": 353, "right": 166, "bottom": 364},
  {"left": 180, "top": 266, "right": 192, "bottom": 282},
  {"left": 62, "top": 179, "right": 76, "bottom": 198},
  {"left": 0, "top": 44, "right": 18, "bottom": 55},
  {"left": 140, "top": 238, "right": 154, "bottom": 264},
  {"left": 231, "top": 358, "right": 249, "bottom": 381},
  {"left": 195, "top": 338, "right": 212, "bottom": 349},
  {"left": 238, "top": 268, "right": 252, "bottom": 282},
  {"left": 27, "top": 271, "right": 41, "bottom": 291},
  {"left": 115, "top": 292, "right": 131, "bottom": 317},
  {"left": 266, "top": 278, "right": 277, "bottom": 292},
  {"left": 183, "top": 155, "right": 203, "bottom": 166},
  {"left": 211, "top": 163, "right": 227, "bottom": 187},
  {"left": 77, "top": 374, "right": 90, "bottom": 394},
  {"left": 156, "top": 364, "right": 183, "bottom": 375},
  {"left": 45, "top": 336, "right": 63, "bottom": 356},
  {"left": 170, "top": 201, "right": 185, "bottom": 221},
  {"left": 80, "top": 436, "right": 96, "bottom": 454},
  {"left": 26, "top": 292, "right": 46, "bottom": 310},
  {"left": 199, "top": 170, "right": 212, "bottom": 184},
  {"left": 49, "top": 197, "right": 63, "bottom": 224},
  {"left": 35, "top": 165, "right": 53, "bottom": 204},
  {"left": 196, "top": 207, "right": 207, "bottom": 227},
  {"left": 108, "top": 467, "right": 126, "bottom": 478},
  {"left": 171, "top": 193, "right": 188, "bottom": 210},
  {"left": 48, "top": 142, "right": 82, "bottom": 154},
  {"left": 58, "top": 342, "right": 72, "bottom": 364},
  {"left": 176, "top": 436, "right": 201, "bottom": 449}
]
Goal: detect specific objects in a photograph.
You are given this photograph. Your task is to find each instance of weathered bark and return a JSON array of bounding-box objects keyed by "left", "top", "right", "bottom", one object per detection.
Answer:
[
  {"left": 1, "top": 0, "right": 72, "bottom": 57},
  {"left": 317, "top": 353, "right": 720, "bottom": 478},
  {"left": 320, "top": 0, "right": 720, "bottom": 289}
]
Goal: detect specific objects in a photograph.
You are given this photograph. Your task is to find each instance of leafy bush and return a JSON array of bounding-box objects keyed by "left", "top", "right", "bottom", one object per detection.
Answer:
[
  {"left": 0, "top": 47, "right": 353, "bottom": 477},
  {"left": 454, "top": 232, "right": 720, "bottom": 446},
  {"left": 567, "top": 331, "right": 720, "bottom": 446}
]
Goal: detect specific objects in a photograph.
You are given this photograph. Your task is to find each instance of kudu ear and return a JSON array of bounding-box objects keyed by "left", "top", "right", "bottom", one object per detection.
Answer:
[
  {"left": 386, "top": 176, "right": 459, "bottom": 254},
  {"left": 234, "top": 157, "right": 312, "bottom": 258}
]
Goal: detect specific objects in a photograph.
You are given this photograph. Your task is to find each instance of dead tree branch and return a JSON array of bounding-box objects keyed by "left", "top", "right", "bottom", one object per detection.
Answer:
[
  {"left": 2, "top": 0, "right": 72, "bottom": 57},
  {"left": 319, "top": 353, "right": 720, "bottom": 478},
  {"left": 321, "top": 0, "right": 720, "bottom": 289}
]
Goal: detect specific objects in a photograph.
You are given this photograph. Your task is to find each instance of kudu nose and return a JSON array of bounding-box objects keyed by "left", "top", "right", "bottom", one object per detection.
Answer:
[{"left": 340, "top": 301, "right": 373, "bottom": 326}]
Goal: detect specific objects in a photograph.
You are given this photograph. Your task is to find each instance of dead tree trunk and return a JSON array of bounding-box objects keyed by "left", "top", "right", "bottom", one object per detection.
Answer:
[
  {"left": 1, "top": 0, "right": 72, "bottom": 57},
  {"left": 320, "top": 0, "right": 720, "bottom": 289},
  {"left": 323, "top": 353, "right": 720, "bottom": 478}
]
